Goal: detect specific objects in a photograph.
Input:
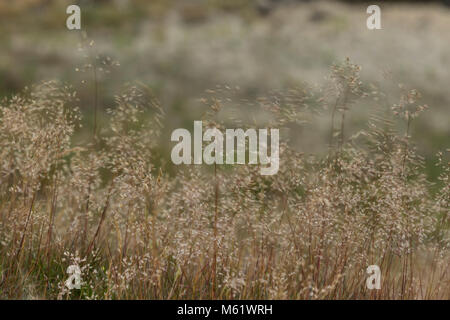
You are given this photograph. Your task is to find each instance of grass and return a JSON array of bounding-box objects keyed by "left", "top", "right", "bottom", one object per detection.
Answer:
[{"left": 0, "top": 56, "right": 448, "bottom": 299}]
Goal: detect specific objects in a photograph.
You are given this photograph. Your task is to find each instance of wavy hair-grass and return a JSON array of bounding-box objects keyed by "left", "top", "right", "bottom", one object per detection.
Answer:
[{"left": 0, "top": 60, "right": 448, "bottom": 299}]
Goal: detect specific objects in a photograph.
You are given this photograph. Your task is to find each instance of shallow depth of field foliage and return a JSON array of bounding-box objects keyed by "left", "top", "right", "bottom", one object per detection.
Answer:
[
  {"left": 0, "top": 55, "right": 448, "bottom": 299},
  {"left": 0, "top": 0, "right": 449, "bottom": 300}
]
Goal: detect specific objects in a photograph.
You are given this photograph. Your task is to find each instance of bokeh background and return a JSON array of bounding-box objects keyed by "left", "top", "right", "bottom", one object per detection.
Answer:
[{"left": 0, "top": 0, "right": 449, "bottom": 182}]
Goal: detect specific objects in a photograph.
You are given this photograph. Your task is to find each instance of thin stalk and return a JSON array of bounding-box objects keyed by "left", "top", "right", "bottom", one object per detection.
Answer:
[
  {"left": 86, "top": 180, "right": 114, "bottom": 256},
  {"left": 211, "top": 163, "right": 219, "bottom": 299}
]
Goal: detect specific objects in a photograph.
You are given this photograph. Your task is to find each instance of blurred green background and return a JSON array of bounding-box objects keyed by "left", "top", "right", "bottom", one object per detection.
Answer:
[{"left": 0, "top": 0, "right": 448, "bottom": 182}]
